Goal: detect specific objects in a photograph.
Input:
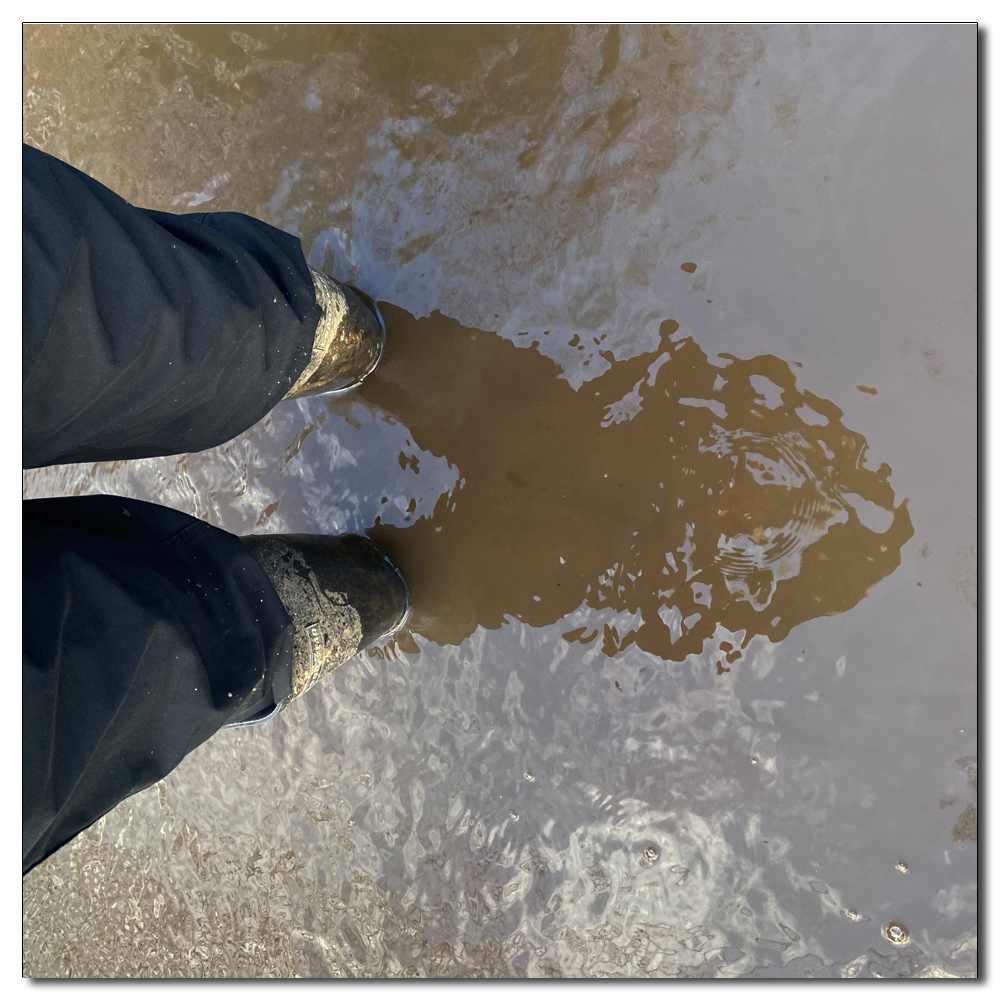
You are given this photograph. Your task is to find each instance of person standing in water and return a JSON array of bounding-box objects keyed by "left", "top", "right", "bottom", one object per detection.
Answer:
[{"left": 22, "top": 143, "right": 409, "bottom": 874}]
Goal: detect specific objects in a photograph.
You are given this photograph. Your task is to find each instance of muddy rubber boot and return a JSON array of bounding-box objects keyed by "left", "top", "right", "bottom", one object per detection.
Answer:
[
  {"left": 241, "top": 533, "right": 409, "bottom": 706},
  {"left": 283, "top": 268, "right": 385, "bottom": 400}
]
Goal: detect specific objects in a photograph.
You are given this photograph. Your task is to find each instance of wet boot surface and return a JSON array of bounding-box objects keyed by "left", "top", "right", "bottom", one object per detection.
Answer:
[{"left": 242, "top": 533, "right": 408, "bottom": 699}]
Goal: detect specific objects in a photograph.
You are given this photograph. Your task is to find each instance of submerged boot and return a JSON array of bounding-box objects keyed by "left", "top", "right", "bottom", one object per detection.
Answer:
[
  {"left": 283, "top": 268, "right": 385, "bottom": 400},
  {"left": 241, "top": 533, "right": 409, "bottom": 709}
]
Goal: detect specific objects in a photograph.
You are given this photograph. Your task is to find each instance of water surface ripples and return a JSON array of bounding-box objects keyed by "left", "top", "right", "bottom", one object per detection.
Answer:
[{"left": 22, "top": 24, "right": 976, "bottom": 978}]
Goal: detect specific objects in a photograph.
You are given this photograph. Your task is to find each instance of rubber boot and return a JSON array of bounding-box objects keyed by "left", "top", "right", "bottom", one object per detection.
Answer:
[
  {"left": 240, "top": 533, "right": 409, "bottom": 709},
  {"left": 283, "top": 269, "right": 385, "bottom": 400}
]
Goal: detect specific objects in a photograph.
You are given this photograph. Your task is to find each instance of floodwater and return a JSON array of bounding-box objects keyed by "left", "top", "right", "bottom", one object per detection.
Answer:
[{"left": 22, "top": 25, "right": 976, "bottom": 978}]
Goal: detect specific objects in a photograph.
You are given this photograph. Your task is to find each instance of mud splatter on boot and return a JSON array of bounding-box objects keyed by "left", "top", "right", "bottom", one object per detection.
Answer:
[{"left": 242, "top": 533, "right": 408, "bottom": 701}]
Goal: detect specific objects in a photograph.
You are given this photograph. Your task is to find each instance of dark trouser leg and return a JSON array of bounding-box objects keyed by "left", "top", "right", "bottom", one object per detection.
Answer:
[
  {"left": 23, "top": 497, "right": 296, "bottom": 875},
  {"left": 23, "top": 142, "right": 320, "bottom": 469},
  {"left": 22, "top": 145, "right": 319, "bottom": 873}
]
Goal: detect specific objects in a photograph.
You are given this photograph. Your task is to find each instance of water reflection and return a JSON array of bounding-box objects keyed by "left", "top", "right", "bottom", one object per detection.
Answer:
[{"left": 352, "top": 306, "right": 913, "bottom": 661}]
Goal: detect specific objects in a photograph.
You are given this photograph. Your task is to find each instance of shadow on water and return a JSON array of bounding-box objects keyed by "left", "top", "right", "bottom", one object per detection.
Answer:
[{"left": 344, "top": 304, "right": 913, "bottom": 663}]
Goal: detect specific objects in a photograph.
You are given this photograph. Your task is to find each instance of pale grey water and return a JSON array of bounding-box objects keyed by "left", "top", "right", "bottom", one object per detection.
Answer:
[{"left": 23, "top": 25, "right": 976, "bottom": 977}]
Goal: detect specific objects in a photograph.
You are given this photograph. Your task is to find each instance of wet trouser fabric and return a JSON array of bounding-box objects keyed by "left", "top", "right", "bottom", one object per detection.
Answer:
[
  {"left": 23, "top": 497, "right": 296, "bottom": 874},
  {"left": 23, "top": 144, "right": 319, "bottom": 874},
  {"left": 23, "top": 142, "right": 319, "bottom": 469}
]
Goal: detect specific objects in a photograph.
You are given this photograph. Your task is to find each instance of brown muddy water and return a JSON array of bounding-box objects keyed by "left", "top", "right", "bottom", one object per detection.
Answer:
[{"left": 22, "top": 25, "right": 976, "bottom": 978}]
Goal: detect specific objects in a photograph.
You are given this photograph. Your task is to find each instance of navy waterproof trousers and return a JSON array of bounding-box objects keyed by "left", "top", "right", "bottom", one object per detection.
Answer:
[{"left": 23, "top": 144, "right": 322, "bottom": 874}]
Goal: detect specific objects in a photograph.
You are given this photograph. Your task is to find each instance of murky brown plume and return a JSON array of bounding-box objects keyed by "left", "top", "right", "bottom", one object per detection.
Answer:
[
  {"left": 23, "top": 25, "right": 975, "bottom": 979},
  {"left": 359, "top": 308, "right": 911, "bottom": 661}
]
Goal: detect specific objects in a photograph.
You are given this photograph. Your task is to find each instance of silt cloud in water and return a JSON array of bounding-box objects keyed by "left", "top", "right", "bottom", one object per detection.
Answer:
[{"left": 346, "top": 305, "right": 912, "bottom": 664}]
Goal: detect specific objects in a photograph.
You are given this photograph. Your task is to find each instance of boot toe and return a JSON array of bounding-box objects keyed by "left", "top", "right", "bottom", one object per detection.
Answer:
[
  {"left": 284, "top": 271, "right": 385, "bottom": 399},
  {"left": 306, "top": 533, "right": 410, "bottom": 647},
  {"left": 243, "top": 532, "right": 408, "bottom": 653}
]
